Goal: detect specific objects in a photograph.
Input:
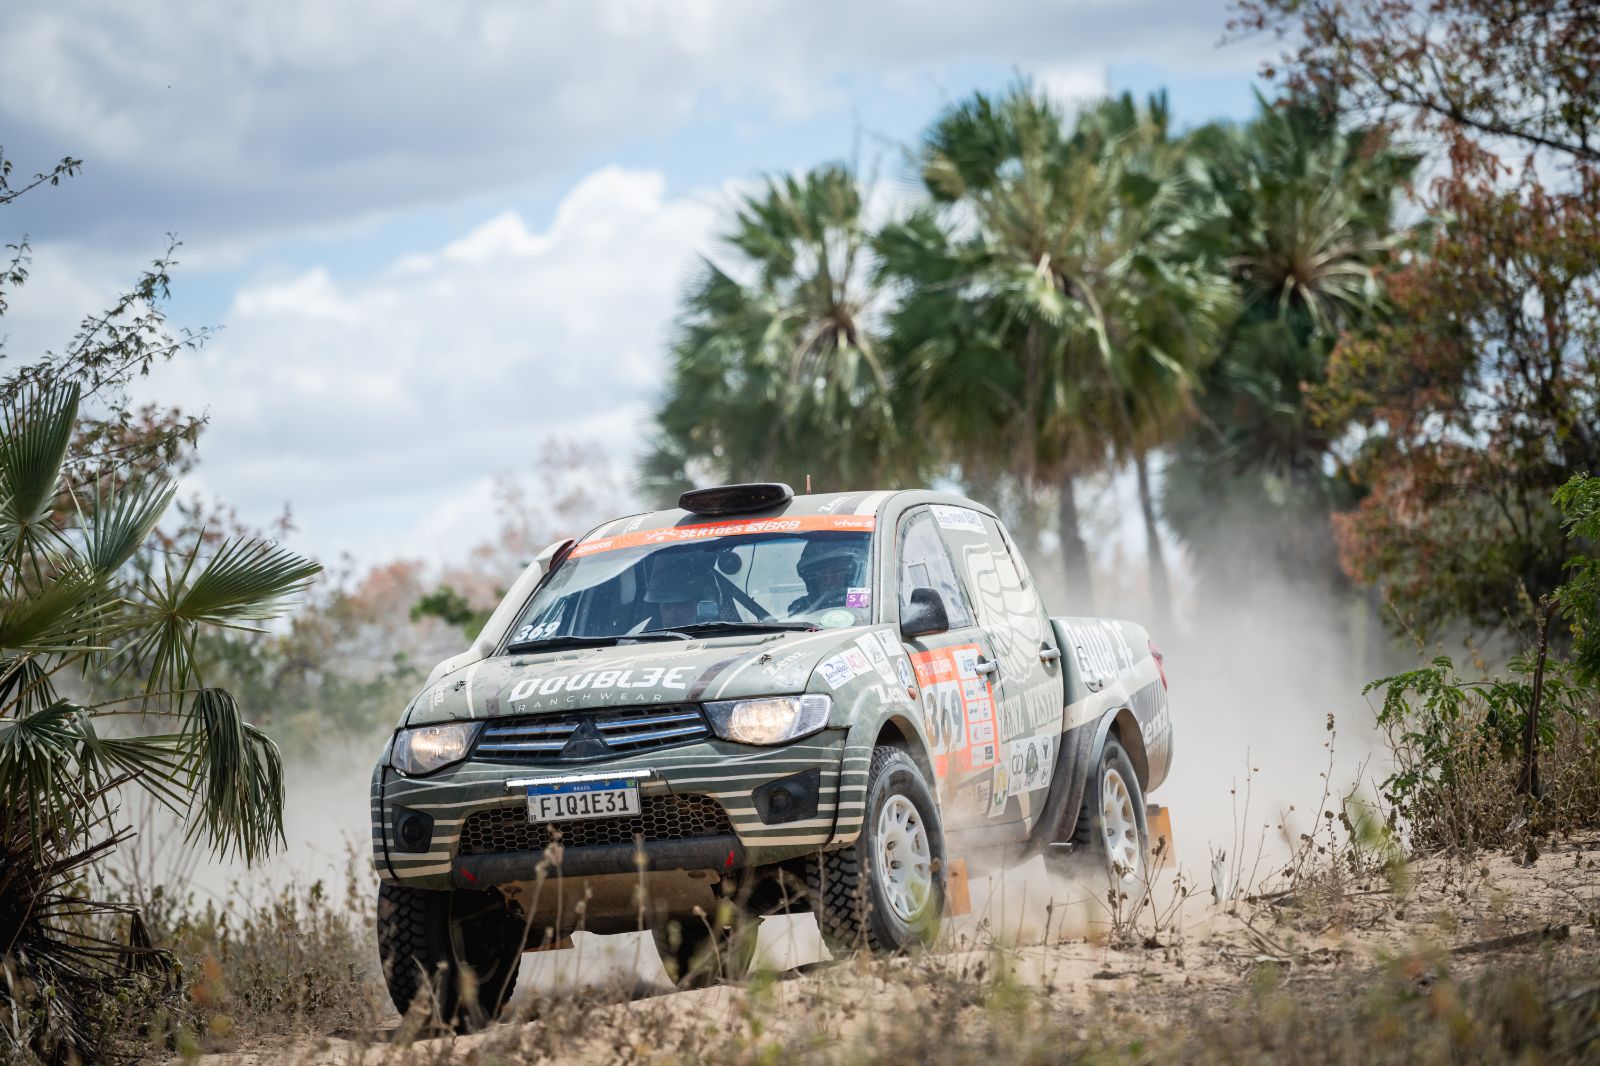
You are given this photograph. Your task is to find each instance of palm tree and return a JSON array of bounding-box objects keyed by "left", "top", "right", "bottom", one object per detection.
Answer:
[
  {"left": 1163, "top": 94, "right": 1418, "bottom": 588},
  {"left": 0, "top": 382, "right": 318, "bottom": 1061},
  {"left": 645, "top": 164, "right": 904, "bottom": 498},
  {"left": 882, "top": 87, "right": 1230, "bottom": 615}
]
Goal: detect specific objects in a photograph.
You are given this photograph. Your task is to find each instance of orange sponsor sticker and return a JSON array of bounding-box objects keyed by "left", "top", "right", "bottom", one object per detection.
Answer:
[{"left": 571, "top": 514, "right": 876, "bottom": 557}]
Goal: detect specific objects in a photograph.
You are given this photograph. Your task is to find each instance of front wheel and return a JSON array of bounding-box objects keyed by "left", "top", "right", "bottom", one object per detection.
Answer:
[
  {"left": 376, "top": 883, "right": 525, "bottom": 1030},
  {"left": 808, "top": 746, "right": 946, "bottom": 954}
]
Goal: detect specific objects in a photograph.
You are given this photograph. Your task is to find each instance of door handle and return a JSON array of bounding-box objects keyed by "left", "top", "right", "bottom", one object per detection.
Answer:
[
  {"left": 974, "top": 658, "right": 999, "bottom": 676},
  {"left": 1039, "top": 646, "right": 1062, "bottom": 665}
]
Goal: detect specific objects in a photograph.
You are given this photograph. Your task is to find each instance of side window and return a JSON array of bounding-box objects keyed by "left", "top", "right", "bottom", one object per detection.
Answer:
[
  {"left": 897, "top": 511, "right": 975, "bottom": 628},
  {"left": 986, "top": 516, "right": 1033, "bottom": 591}
]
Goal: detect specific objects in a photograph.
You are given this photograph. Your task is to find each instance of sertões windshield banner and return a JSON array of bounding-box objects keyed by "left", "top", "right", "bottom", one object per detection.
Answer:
[{"left": 571, "top": 514, "right": 876, "bottom": 557}]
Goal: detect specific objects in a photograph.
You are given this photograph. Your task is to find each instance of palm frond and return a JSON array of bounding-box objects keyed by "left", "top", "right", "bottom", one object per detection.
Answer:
[
  {"left": 183, "top": 687, "right": 285, "bottom": 863},
  {"left": 0, "top": 563, "right": 114, "bottom": 655},
  {"left": 0, "top": 702, "right": 91, "bottom": 854},
  {"left": 83, "top": 477, "right": 177, "bottom": 576},
  {"left": 168, "top": 536, "right": 320, "bottom": 626},
  {"left": 0, "top": 381, "right": 78, "bottom": 545}
]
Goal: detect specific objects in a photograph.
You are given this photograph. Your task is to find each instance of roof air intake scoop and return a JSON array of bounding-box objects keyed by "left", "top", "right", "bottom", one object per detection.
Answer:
[{"left": 678, "top": 482, "right": 795, "bottom": 516}]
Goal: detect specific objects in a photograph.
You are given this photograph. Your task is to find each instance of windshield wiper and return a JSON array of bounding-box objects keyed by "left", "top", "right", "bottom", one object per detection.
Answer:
[
  {"left": 504, "top": 632, "right": 689, "bottom": 654},
  {"left": 644, "top": 620, "right": 820, "bottom": 638}
]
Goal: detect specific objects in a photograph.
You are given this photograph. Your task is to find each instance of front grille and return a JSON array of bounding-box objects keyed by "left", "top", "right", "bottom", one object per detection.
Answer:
[
  {"left": 473, "top": 705, "right": 711, "bottom": 764},
  {"left": 457, "top": 794, "right": 734, "bottom": 855}
]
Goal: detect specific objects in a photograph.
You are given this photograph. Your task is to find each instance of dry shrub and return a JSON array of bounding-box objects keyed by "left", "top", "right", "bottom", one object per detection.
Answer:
[
  {"left": 131, "top": 860, "right": 383, "bottom": 1052},
  {"left": 1375, "top": 659, "right": 1600, "bottom": 856}
]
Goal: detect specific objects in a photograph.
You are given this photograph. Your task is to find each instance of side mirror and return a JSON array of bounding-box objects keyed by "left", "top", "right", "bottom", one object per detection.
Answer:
[{"left": 900, "top": 586, "right": 950, "bottom": 640}]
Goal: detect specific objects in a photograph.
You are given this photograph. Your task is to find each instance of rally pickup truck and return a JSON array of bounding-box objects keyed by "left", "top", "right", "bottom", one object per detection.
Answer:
[{"left": 370, "top": 483, "right": 1173, "bottom": 1023}]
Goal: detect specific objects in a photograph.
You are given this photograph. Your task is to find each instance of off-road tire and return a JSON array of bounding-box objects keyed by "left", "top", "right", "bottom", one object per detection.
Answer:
[
  {"left": 650, "top": 905, "right": 757, "bottom": 988},
  {"left": 376, "top": 882, "right": 523, "bottom": 1030},
  {"left": 807, "top": 746, "right": 945, "bottom": 954},
  {"left": 1070, "top": 736, "right": 1149, "bottom": 899}
]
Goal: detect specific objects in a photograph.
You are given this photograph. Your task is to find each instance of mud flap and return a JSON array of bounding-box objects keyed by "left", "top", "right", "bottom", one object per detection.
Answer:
[
  {"left": 1146, "top": 804, "right": 1174, "bottom": 869},
  {"left": 945, "top": 857, "right": 972, "bottom": 916}
]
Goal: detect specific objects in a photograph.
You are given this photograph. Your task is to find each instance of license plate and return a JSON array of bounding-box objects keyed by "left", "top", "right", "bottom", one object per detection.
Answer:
[{"left": 525, "top": 778, "right": 640, "bottom": 823}]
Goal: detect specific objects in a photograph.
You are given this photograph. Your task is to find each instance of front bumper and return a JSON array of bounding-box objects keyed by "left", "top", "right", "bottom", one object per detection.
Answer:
[{"left": 372, "top": 729, "right": 848, "bottom": 891}]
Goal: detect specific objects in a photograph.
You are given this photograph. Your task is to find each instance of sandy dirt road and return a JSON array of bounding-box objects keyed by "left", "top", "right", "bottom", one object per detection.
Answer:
[{"left": 189, "top": 834, "right": 1600, "bottom": 1065}]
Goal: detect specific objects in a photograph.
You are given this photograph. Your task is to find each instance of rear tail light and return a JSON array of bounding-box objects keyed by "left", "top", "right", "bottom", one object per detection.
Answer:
[{"left": 1149, "top": 640, "right": 1167, "bottom": 690}]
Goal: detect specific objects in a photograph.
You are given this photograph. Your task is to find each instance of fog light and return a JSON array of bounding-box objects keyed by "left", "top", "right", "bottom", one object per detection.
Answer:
[
  {"left": 753, "top": 769, "right": 821, "bottom": 825},
  {"left": 393, "top": 807, "right": 434, "bottom": 852}
]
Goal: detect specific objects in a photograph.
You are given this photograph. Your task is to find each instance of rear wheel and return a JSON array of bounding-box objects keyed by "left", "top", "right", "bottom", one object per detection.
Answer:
[
  {"left": 1070, "top": 737, "right": 1149, "bottom": 901},
  {"left": 376, "top": 883, "right": 525, "bottom": 1030},
  {"left": 807, "top": 746, "right": 945, "bottom": 954}
]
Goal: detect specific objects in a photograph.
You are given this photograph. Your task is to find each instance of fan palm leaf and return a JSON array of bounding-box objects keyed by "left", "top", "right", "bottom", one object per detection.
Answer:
[
  {"left": 0, "top": 381, "right": 77, "bottom": 558},
  {"left": 646, "top": 163, "right": 901, "bottom": 492}
]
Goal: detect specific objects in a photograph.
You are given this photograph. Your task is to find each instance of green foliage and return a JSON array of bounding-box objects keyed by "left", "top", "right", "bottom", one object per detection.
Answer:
[
  {"left": 646, "top": 164, "right": 903, "bottom": 497},
  {"left": 0, "top": 149, "right": 320, "bottom": 1064},
  {"left": 1162, "top": 94, "right": 1416, "bottom": 587},
  {"left": 1365, "top": 475, "right": 1600, "bottom": 852},
  {"left": 1553, "top": 473, "right": 1600, "bottom": 683},
  {"left": 410, "top": 584, "right": 490, "bottom": 639}
]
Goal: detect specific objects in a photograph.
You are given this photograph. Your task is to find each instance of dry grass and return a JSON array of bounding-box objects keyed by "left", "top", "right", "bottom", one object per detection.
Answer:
[{"left": 129, "top": 826, "right": 1600, "bottom": 1066}]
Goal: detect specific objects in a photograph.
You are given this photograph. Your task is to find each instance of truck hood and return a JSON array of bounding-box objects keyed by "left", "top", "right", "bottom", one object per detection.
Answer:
[{"left": 402, "top": 627, "right": 876, "bottom": 725}]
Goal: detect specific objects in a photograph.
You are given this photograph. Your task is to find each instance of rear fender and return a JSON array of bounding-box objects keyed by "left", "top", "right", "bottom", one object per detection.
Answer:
[
  {"left": 1026, "top": 704, "right": 1146, "bottom": 855},
  {"left": 1052, "top": 616, "right": 1171, "bottom": 791}
]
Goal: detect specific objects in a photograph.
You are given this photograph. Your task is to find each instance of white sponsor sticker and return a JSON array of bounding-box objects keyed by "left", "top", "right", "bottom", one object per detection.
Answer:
[
  {"left": 819, "top": 654, "right": 857, "bottom": 689},
  {"left": 932, "top": 505, "right": 986, "bottom": 534},
  {"left": 854, "top": 634, "right": 898, "bottom": 685},
  {"left": 874, "top": 629, "right": 902, "bottom": 660},
  {"left": 1007, "top": 735, "right": 1055, "bottom": 796},
  {"left": 842, "top": 647, "right": 872, "bottom": 678},
  {"left": 953, "top": 647, "right": 980, "bottom": 680},
  {"left": 989, "top": 763, "right": 1010, "bottom": 815}
]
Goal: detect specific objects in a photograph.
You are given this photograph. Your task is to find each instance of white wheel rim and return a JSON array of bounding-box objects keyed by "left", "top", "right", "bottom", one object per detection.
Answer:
[
  {"left": 874, "top": 793, "right": 933, "bottom": 922},
  {"left": 1101, "top": 766, "right": 1142, "bottom": 885}
]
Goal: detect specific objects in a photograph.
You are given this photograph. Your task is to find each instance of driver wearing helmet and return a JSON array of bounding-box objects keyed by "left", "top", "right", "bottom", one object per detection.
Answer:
[
  {"left": 638, "top": 555, "right": 720, "bottom": 630},
  {"left": 788, "top": 538, "right": 866, "bottom": 615}
]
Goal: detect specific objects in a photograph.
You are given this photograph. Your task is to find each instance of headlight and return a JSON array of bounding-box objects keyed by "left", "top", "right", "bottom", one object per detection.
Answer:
[
  {"left": 390, "top": 721, "right": 482, "bottom": 775},
  {"left": 703, "top": 695, "right": 831, "bottom": 746}
]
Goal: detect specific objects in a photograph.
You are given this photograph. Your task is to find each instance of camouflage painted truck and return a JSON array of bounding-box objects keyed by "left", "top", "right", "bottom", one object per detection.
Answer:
[{"left": 371, "top": 483, "right": 1173, "bottom": 1022}]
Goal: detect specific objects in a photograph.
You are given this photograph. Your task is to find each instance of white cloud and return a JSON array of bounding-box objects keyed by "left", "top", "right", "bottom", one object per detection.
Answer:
[
  {"left": 0, "top": 0, "right": 1257, "bottom": 248},
  {"left": 132, "top": 166, "right": 717, "bottom": 564}
]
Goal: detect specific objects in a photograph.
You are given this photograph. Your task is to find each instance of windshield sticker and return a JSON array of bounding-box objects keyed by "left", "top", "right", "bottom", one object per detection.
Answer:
[
  {"left": 845, "top": 587, "right": 870, "bottom": 608},
  {"left": 570, "top": 514, "right": 876, "bottom": 557},
  {"left": 931, "top": 505, "right": 986, "bottom": 534},
  {"left": 512, "top": 619, "right": 560, "bottom": 644},
  {"left": 817, "top": 608, "right": 855, "bottom": 628}
]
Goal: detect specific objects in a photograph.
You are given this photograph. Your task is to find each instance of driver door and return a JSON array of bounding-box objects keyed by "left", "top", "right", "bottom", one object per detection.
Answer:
[{"left": 894, "top": 508, "right": 1007, "bottom": 828}]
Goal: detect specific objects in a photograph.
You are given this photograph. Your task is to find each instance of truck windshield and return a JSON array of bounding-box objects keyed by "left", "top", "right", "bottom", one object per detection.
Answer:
[{"left": 506, "top": 528, "right": 873, "bottom": 647}]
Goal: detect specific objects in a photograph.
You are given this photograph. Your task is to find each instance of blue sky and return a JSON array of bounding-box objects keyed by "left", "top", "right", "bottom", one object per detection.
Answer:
[{"left": 2, "top": 1, "right": 1267, "bottom": 566}]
